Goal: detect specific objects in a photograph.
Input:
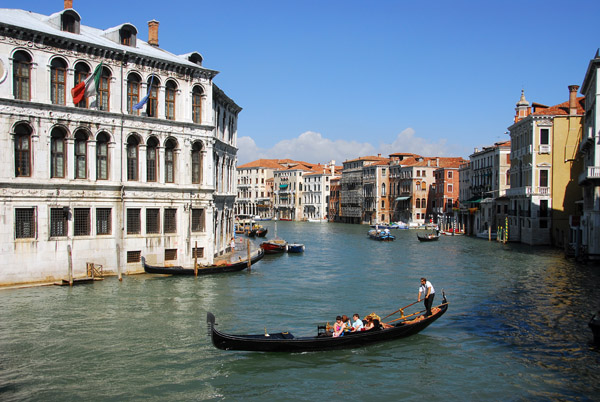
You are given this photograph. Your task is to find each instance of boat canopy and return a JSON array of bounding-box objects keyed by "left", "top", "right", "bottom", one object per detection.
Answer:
[{"left": 395, "top": 196, "right": 411, "bottom": 201}]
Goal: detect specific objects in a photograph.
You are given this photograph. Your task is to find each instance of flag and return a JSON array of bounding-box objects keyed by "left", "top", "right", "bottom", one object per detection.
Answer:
[
  {"left": 133, "top": 75, "right": 154, "bottom": 110},
  {"left": 71, "top": 62, "right": 103, "bottom": 105}
]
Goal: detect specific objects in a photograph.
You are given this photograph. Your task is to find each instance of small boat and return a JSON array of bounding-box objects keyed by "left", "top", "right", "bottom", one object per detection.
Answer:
[
  {"left": 287, "top": 243, "right": 305, "bottom": 253},
  {"left": 260, "top": 239, "right": 288, "bottom": 254},
  {"left": 142, "top": 249, "right": 264, "bottom": 275},
  {"left": 442, "top": 229, "right": 464, "bottom": 236},
  {"left": 368, "top": 229, "right": 395, "bottom": 241},
  {"left": 256, "top": 227, "right": 268, "bottom": 237},
  {"left": 476, "top": 230, "right": 497, "bottom": 240},
  {"left": 417, "top": 233, "right": 440, "bottom": 242},
  {"left": 207, "top": 294, "right": 448, "bottom": 352}
]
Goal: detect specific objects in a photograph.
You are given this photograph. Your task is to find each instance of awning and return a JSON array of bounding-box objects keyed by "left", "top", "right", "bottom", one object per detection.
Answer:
[
  {"left": 395, "top": 196, "right": 411, "bottom": 201},
  {"left": 279, "top": 184, "right": 288, "bottom": 189},
  {"left": 465, "top": 196, "right": 482, "bottom": 204}
]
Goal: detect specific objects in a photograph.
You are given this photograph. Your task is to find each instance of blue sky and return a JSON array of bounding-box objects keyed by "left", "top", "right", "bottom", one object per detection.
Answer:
[{"left": 6, "top": 1, "right": 600, "bottom": 165}]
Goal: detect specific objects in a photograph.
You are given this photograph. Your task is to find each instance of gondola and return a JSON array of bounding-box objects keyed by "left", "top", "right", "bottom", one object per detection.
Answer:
[
  {"left": 417, "top": 233, "right": 440, "bottom": 242},
  {"left": 207, "top": 295, "right": 448, "bottom": 352},
  {"left": 256, "top": 227, "right": 268, "bottom": 237},
  {"left": 142, "top": 249, "right": 264, "bottom": 275}
]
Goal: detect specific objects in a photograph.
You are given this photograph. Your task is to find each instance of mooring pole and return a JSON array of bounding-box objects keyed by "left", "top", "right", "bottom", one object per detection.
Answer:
[
  {"left": 67, "top": 244, "right": 73, "bottom": 286},
  {"left": 116, "top": 244, "right": 122, "bottom": 281},
  {"left": 247, "top": 239, "right": 251, "bottom": 271},
  {"left": 194, "top": 241, "right": 198, "bottom": 276}
]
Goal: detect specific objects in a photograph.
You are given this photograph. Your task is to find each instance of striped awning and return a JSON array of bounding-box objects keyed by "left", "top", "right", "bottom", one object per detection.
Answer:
[{"left": 395, "top": 196, "right": 410, "bottom": 201}]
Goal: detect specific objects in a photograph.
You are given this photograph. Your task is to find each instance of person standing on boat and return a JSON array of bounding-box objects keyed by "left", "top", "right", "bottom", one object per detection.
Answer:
[{"left": 418, "top": 278, "right": 435, "bottom": 317}]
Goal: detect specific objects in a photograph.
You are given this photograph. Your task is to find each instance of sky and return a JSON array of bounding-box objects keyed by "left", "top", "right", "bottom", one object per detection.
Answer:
[{"left": 5, "top": 0, "right": 600, "bottom": 165}]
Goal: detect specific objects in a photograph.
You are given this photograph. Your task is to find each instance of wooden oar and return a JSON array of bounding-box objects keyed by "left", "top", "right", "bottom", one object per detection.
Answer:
[
  {"left": 382, "top": 300, "right": 420, "bottom": 320},
  {"left": 385, "top": 302, "right": 449, "bottom": 324}
]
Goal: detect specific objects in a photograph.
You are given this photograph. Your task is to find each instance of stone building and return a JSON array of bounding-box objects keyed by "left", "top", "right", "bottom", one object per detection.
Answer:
[
  {"left": 0, "top": 2, "right": 240, "bottom": 285},
  {"left": 362, "top": 159, "right": 391, "bottom": 224},
  {"left": 340, "top": 156, "right": 387, "bottom": 224},
  {"left": 235, "top": 159, "right": 282, "bottom": 218}
]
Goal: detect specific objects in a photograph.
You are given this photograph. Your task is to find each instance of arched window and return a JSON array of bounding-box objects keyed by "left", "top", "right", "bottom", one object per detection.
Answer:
[
  {"left": 192, "top": 86, "right": 203, "bottom": 124},
  {"left": 416, "top": 198, "right": 421, "bottom": 208},
  {"left": 165, "top": 80, "right": 177, "bottom": 120},
  {"left": 97, "top": 67, "right": 111, "bottom": 111},
  {"left": 146, "top": 136, "right": 158, "bottom": 182},
  {"left": 13, "top": 51, "right": 32, "bottom": 101},
  {"left": 73, "top": 62, "right": 90, "bottom": 108},
  {"left": 127, "top": 135, "right": 139, "bottom": 181},
  {"left": 96, "top": 132, "right": 110, "bottom": 180},
  {"left": 146, "top": 76, "right": 159, "bottom": 118},
  {"left": 421, "top": 198, "right": 426, "bottom": 209},
  {"left": 421, "top": 181, "right": 427, "bottom": 191},
  {"left": 50, "top": 127, "right": 67, "bottom": 178},
  {"left": 74, "top": 130, "right": 88, "bottom": 179},
  {"left": 191, "top": 141, "right": 203, "bottom": 184},
  {"left": 127, "top": 73, "right": 141, "bottom": 114},
  {"left": 50, "top": 58, "right": 67, "bottom": 105},
  {"left": 14, "top": 123, "right": 32, "bottom": 177},
  {"left": 165, "top": 138, "right": 177, "bottom": 183},
  {"left": 381, "top": 183, "right": 386, "bottom": 197}
]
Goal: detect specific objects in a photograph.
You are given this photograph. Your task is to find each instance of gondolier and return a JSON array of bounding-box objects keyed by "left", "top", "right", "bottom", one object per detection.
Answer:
[{"left": 418, "top": 278, "right": 435, "bottom": 317}]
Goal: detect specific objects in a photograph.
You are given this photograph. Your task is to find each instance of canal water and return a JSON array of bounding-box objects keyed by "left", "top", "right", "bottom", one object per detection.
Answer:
[{"left": 0, "top": 222, "right": 599, "bottom": 401}]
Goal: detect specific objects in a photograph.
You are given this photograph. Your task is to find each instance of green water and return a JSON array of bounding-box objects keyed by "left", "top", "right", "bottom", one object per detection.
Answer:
[{"left": 1, "top": 222, "right": 599, "bottom": 401}]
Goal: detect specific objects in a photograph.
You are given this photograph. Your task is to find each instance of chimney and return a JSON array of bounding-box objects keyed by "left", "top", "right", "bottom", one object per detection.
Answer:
[
  {"left": 64, "top": 0, "right": 73, "bottom": 8},
  {"left": 148, "top": 20, "right": 159, "bottom": 47},
  {"left": 568, "top": 85, "right": 580, "bottom": 115}
]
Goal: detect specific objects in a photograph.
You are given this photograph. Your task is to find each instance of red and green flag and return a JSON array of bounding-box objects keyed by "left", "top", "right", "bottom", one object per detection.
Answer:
[{"left": 71, "top": 62, "right": 103, "bottom": 105}]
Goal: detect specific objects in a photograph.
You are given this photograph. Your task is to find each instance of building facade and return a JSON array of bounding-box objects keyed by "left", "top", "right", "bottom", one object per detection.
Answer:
[
  {"left": 362, "top": 160, "right": 391, "bottom": 224},
  {"left": 0, "top": 3, "right": 239, "bottom": 285},
  {"left": 235, "top": 159, "right": 282, "bottom": 218}
]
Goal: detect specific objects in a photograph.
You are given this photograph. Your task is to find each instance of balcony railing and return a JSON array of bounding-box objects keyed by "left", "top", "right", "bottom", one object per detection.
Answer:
[
  {"left": 539, "top": 145, "right": 551, "bottom": 154},
  {"left": 578, "top": 166, "right": 600, "bottom": 184}
]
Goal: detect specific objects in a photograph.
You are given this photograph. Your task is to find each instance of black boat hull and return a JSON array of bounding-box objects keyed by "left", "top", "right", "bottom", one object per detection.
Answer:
[
  {"left": 417, "top": 234, "right": 440, "bottom": 242},
  {"left": 142, "top": 249, "right": 264, "bottom": 275},
  {"left": 207, "top": 300, "right": 448, "bottom": 352}
]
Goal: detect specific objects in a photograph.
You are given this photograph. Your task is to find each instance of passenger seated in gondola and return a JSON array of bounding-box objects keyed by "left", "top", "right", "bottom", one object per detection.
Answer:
[
  {"left": 351, "top": 314, "right": 364, "bottom": 331},
  {"left": 341, "top": 315, "right": 352, "bottom": 332},
  {"left": 363, "top": 315, "right": 374, "bottom": 331},
  {"left": 332, "top": 316, "right": 345, "bottom": 337}
]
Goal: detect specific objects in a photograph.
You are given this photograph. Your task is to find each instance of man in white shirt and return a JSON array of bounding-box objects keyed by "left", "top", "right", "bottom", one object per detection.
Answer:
[
  {"left": 351, "top": 314, "right": 364, "bottom": 331},
  {"left": 418, "top": 277, "right": 435, "bottom": 317}
]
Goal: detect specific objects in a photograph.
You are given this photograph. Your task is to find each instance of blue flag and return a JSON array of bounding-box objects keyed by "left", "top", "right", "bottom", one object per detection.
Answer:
[{"left": 133, "top": 76, "right": 154, "bottom": 110}]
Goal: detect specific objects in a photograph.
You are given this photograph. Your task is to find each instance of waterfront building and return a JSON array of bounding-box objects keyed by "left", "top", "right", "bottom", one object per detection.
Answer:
[
  {"left": 273, "top": 161, "right": 315, "bottom": 220},
  {"left": 302, "top": 161, "right": 338, "bottom": 221},
  {"left": 328, "top": 177, "right": 341, "bottom": 222},
  {"left": 0, "top": 2, "right": 240, "bottom": 285},
  {"left": 339, "top": 155, "right": 387, "bottom": 224},
  {"left": 579, "top": 50, "right": 600, "bottom": 260},
  {"left": 432, "top": 161, "right": 462, "bottom": 230},
  {"left": 506, "top": 88, "right": 583, "bottom": 246},
  {"left": 235, "top": 159, "right": 282, "bottom": 218},
  {"left": 363, "top": 159, "right": 391, "bottom": 224},
  {"left": 461, "top": 141, "right": 511, "bottom": 235}
]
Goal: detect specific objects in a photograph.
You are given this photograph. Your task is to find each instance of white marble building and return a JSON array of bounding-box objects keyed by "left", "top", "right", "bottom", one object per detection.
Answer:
[{"left": 0, "top": 3, "right": 240, "bottom": 285}]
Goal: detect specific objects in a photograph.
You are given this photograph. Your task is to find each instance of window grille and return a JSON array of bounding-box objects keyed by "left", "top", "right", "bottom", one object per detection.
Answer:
[
  {"left": 127, "top": 208, "right": 141, "bottom": 234},
  {"left": 164, "top": 208, "right": 177, "bottom": 233},
  {"left": 96, "top": 208, "right": 111, "bottom": 235},
  {"left": 50, "top": 208, "right": 68, "bottom": 237},
  {"left": 127, "top": 250, "right": 141, "bottom": 263},
  {"left": 165, "top": 249, "right": 177, "bottom": 260},
  {"left": 192, "top": 247, "right": 204, "bottom": 258},
  {"left": 73, "top": 208, "right": 90, "bottom": 236},
  {"left": 146, "top": 208, "right": 160, "bottom": 234},
  {"left": 15, "top": 208, "right": 35, "bottom": 239},
  {"left": 191, "top": 209, "right": 205, "bottom": 232}
]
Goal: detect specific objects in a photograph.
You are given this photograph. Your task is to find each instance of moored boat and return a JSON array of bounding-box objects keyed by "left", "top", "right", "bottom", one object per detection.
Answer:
[
  {"left": 207, "top": 295, "right": 448, "bottom": 352},
  {"left": 260, "top": 239, "right": 288, "bottom": 254},
  {"left": 256, "top": 227, "right": 268, "bottom": 237},
  {"left": 142, "top": 249, "right": 264, "bottom": 275},
  {"left": 417, "top": 233, "right": 440, "bottom": 242},
  {"left": 287, "top": 243, "right": 305, "bottom": 253}
]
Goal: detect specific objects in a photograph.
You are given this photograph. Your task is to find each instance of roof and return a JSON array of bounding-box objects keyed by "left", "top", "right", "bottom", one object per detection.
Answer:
[
  {"left": 0, "top": 8, "right": 218, "bottom": 75},
  {"left": 531, "top": 97, "right": 585, "bottom": 116}
]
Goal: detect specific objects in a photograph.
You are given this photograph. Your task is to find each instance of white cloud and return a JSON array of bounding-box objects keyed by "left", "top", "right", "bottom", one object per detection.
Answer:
[{"left": 237, "top": 129, "right": 463, "bottom": 165}]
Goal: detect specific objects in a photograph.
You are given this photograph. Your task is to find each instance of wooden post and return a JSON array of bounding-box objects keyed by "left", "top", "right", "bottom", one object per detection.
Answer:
[
  {"left": 247, "top": 239, "right": 251, "bottom": 271},
  {"left": 67, "top": 245, "right": 73, "bottom": 286},
  {"left": 116, "top": 244, "right": 122, "bottom": 281},
  {"left": 488, "top": 227, "right": 491, "bottom": 241},
  {"left": 194, "top": 241, "right": 198, "bottom": 276}
]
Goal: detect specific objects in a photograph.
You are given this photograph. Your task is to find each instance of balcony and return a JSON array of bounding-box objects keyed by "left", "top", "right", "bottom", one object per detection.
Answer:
[
  {"left": 506, "top": 186, "right": 531, "bottom": 197},
  {"left": 538, "top": 144, "right": 551, "bottom": 154},
  {"left": 579, "top": 166, "right": 600, "bottom": 184}
]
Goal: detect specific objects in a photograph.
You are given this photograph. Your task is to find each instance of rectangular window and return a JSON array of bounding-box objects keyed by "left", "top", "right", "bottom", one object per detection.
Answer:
[
  {"left": 540, "top": 128, "right": 549, "bottom": 145},
  {"left": 96, "top": 208, "right": 111, "bottom": 235},
  {"left": 15, "top": 134, "right": 31, "bottom": 177},
  {"left": 165, "top": 86, "right": 176, "bottom": 120},
  {"left": 15, "top": 208, "right": 36, "bottom": 239},
  {"left": 127, "top": 250, "right": 141, "bottom": 263},
  {"left": 75, "top": 138, "right": 87, "bottom": 179},
  {"left": 96, "top": 140, "right": 108, "bottom": 180},
  {"left": 146, "top": 208, "right": 160, "bottom": 234},
  {"left": 73, "top": 208, "right": 90, "bottom": 236},
  {"left": 146, "top": 147, "right": 157, "bottom": 182},
  {"left": 50, "top": 208, "right": 68, "bottom": 237},
  {"left": 164, "top": 208, "right": 177, "bottom": 233},
  {"left": 192, "top": 247, "right": 204, "bottom": 258},
  {"left": 51, "top": 138, "right": 65, "bottom": 178},
  {"left": 191, "top": 208, "right": 205, "bottom": 232},
  {"left": 448, "top": 171, "right": 453, "bottom": 179},
  {"left": 165, "top": 249, "right": 177, "bottom": 261},
  {"left": 447, "top": 184, "right": 453, "bottom": 192},
  {"left": 539, "top": 170, "right": 549, "bottom": 187},
  {"left": 98, "top": 75, "right": 109, "bottom": 111},
  {"left": 127, "top": 208, "right": 141, "bottom": 234}
]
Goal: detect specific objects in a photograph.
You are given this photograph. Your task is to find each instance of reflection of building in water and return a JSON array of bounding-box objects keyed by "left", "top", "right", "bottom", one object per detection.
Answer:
[{"left": 0, "top": 2, "right": 240, "bottom": 285}]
